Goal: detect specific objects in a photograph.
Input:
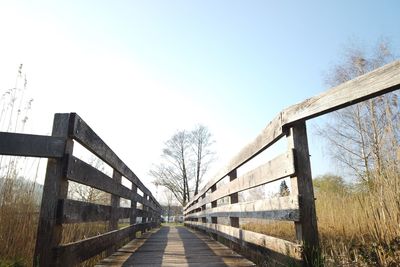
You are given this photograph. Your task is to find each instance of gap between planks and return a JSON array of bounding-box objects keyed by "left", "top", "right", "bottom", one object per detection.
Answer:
[{"left": 95, "top": 226, "right": 255, "bottom": 267}]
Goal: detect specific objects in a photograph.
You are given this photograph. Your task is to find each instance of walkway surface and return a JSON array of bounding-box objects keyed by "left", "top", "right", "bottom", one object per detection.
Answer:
[{"left": 96, "top": 226, "right": 255, "bottom": 267}]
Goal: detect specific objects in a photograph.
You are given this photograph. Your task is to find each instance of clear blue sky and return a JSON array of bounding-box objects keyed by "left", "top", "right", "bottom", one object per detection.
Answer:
[{"left": 0, "top": 1, "right": 399, "bottom": 194}]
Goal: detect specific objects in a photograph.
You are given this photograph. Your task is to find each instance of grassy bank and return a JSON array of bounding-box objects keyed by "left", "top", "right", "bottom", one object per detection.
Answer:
[{"left": 242, "top": 172, "right": 400, "bottom": 266}]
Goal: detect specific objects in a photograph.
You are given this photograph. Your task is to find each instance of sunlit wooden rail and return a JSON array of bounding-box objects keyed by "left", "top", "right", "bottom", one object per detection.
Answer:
[
  {"left": 184, "top": 60, "right": 400, "bottom": 265},
  {"left": 0, "top": 60, "right": 399, "bottom": 267}
]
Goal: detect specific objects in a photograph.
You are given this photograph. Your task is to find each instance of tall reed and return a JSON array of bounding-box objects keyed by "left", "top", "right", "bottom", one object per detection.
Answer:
[{"left": 242, "top": 170, "right": 400, "bottom": 266}]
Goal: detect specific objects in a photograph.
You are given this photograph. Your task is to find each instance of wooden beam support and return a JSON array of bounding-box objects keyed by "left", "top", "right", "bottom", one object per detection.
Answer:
[
  {"left": 229, "top": 170, "right": 239, "bottom": 228},
  {"left": 287, "top": 122, "right": 319, "bottom": 266},
  {"left": 108, "top": 169, "right": 122, "bottom": 255},
  {"left": 34, "top": 113, "right": 74, "bottom": 267}
]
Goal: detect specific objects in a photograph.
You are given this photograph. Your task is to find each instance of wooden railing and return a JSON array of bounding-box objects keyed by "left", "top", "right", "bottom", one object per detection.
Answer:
[
  {"left": 0, "top": 113, "right": 161, "bottom": 267},
  {"left": 184, "top": 60, "right": 400, "bottom": 265}
]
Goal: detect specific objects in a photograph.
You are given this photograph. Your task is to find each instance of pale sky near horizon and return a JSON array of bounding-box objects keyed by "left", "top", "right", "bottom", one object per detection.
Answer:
[{"left": 0, "top": 1, "right": 399, "bottom": 202}]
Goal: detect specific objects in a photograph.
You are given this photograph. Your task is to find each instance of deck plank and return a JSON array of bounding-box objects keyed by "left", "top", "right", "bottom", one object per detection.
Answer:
[{"left": 96, "top": 226, "right": 255, "bottom": 267}]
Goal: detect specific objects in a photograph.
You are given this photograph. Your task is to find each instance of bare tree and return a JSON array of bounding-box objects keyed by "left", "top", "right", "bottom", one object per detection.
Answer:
[
  {"left": 190, "top": 125, "right": 215, "bottom": 195},
  {"left": 319, "top": 39, "right": 399, "bottom": 188},
  {"left": 150, "top": 125, "right": 215, "bottom": 206},
  {"left": 150, "top": 131, "right": 191, "bottom": 205}
]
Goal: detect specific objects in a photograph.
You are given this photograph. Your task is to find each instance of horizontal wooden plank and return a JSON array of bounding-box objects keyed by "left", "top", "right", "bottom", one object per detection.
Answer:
[
  {"left": 59, "top": 199, "right": 133, "bottom": 223},
  {"left": 65, "top": 156, "right": 158, "bottom": 211},
  {"left": 135, "top": 209, "right": 151, "bottom": 218},
  {"left": 185, "top": 221, "right": 302, "bottom": 260},
  {"left": 186, "top": 114, "right": 284, "bottom": 209},
  {"left": 96, "top": 226, "right": 255, "bottom": 267},
  {"left": 0, "top": 132, "right": 65, "bottom": 158},
  {"left": 185, "top": 196, "right": 299, "bottom": 221},
  {"left": 66, "top": 156, "right": 135, "bottom": 200},
  {"left": 55, "top": 222, "right": 155, "bottom": 266},
  {"left": 94, "top": 228, "right": 162, "bottom": 267},
  {"left": 186, "top": 60, "right": 400, "bottom": 210},
  {"left": 186, "top": 151, "right": 295, "bottom": 213},
  {"left": 69, "top": 114, "right": 158, "bottom": 206},
  {"left": 282, "top": 59, "right": 400, "bottom": 126}
]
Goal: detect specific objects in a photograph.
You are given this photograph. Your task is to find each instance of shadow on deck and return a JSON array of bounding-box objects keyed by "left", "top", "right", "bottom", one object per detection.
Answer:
[{"left": 96, "top": 226, "right": 255, "bottom": 267}]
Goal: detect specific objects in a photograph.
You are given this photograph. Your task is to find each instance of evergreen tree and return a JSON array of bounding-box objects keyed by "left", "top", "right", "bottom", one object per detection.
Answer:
[{"left": 279, "top": 180, "right": 290, "bottom": 196}]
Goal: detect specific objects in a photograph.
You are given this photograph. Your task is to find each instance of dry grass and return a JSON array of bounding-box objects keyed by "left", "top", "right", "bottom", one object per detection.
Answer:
[
  {"left": 0, "top": 177, "right": 112, "bottom": 266},
  {"left": 0, "top": 65, "right": 119, "bottom": 266},
  {"left": 1, "top": 166, "right": 399, "bottom": 266},
  {"left": 242, "top": 171, "right": 400, "bottom": 266},
  {"left": 241, "top": 221, "right": 295, "bottom": 242},
  {"left": 316, "top": 172, "right": 400, "bottom": 266},
  {"left": 0, "top": 178, "right": 39, "bottom": 266}
]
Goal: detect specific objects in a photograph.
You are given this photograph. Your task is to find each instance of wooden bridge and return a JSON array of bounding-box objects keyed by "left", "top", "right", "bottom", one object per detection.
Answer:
[{"left": 0, "top": 60, "right": 399, "bottom": 266}]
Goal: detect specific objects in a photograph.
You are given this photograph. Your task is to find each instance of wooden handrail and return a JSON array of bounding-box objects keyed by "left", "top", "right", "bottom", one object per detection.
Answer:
[
  {"left": 185, "top": 60, "right": 400, "bottom": 210},
  {"left": 0, "top": 113, "right": 162, "bottom": 267},
  {"left": 0, "top": 132, "right": 66, "bottom": 158},
  {"left": 184, "top": 60, "right": 400, "bottom": 266}
]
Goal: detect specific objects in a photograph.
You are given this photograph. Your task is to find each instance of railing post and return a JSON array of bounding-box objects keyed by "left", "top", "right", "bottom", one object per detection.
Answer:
[
  {"left": 287, "top": 121, "right": 320, "bottom": 266},
  {"left": 142, "top": 194, "right": 148, "bottom": 233},
  {"left": 34, "top": 113, "right": 74, "bottom": 267},
  {"left": 210, "top": 184, "right": 218, "bottom": 239},
  {"left": 229, "top": 170, "right": 239, "bottom": 228},
  {"left": 211, "top": 184, "right": 218, "bottom": 224},
  {"left": 107, "top": 170, "right": 122, "bottom": 255},
  {"left": 201, "top": 194, "right": 207, "bottom": 223},
  {"left": 130, "top": 184, "right": 138, "bottom": 239}
]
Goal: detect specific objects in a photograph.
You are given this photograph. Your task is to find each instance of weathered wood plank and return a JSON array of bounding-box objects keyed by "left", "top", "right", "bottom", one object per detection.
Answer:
[
  {"left": 282, "top": 60, "right": 400, "bottom": 126},
  {"left": 34, "top": 113, "right": 73, "bottom": 267},
  {"left": 186, "top": 114, "right": 284, "bottom": 209},
  {"left": 0, "top": 132, "right": 65, "bottom": 158},
  {"left": 186, "top": 60, "right": 400, "bottom": 210},
  {"left": 185, "top": 196, "right": 299, "bottom": 221},
  {"left": 66, "top": 156, "right": 135, "bottom": 201},
  {"left": 65, "top": 156, "right": 157, "bottom": 211},
  {"left": 59, "top": 199, "right": 151, "bottom": 224},
  {"left": 95, "top": 228, "right": 159, "bottom": 266},
  {"left": 69, "top": 114, "right": 157, "bottom": 204},
  {"left": 185, "top": 222, "right": 302, "bottom": 260},
  {"left": 229, "top": 170, "right": 239, "bottom": 228},
  {"left": 130, "top": 184, "right": 138, "bottom": 239},
  {"left": 55, "top": 223, "right": 150, "bottom": 266},
  {"left": 59, "top": 199, "right": 131, "bottom": 223},
  {"left": 96, "top": 226, "right": 255, "bottom": 266},
  {"left": 185, "top": 151, "right": 295, "bottom": 213},
  {"left": 287, "top": 122, "right": 319, "bottom": 265},
  {"left": 109, "top": 169, "right": 122, "bottom": 230}
]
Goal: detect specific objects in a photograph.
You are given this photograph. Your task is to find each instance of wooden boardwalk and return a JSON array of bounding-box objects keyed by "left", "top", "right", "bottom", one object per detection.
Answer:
[{"left": 96, "top": 226, "right": 255, "bottom": 267}]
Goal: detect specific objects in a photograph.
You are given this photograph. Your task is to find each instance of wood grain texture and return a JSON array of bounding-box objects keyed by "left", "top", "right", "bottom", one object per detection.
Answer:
[
  {"left": 59, "top": 199, "right": 132, "bottom": 223},
  {"left": 185, "top": 196, "right": 299, "bottom": 221},
  {"left": 65, "top": 156, "right": 157, "bottom": 211},
  {"left": 34, "top": 113, "right": 73, "bottom": 267},
  {"left": 186, "top": 222, "right": 302, "bottom": 260},
  {"left": 185, "top": 151, "right": 295, "bottom": 214},
  {"left": 229, "top": 170, "right": 239, "bottom": 228},
  {"left": 0, "top": 132, "right": 65, "bottom": 158},
  {"left": 186, "top": 114, "right": 284, "bottom": 209},
  {"left": 69, "top": 113, "right": 159, "bottom": 207},
  {"left": 55, "top": 223, "right": 151, "bottom": 266},
  {"left": 282, "top": 60, "right": 400, "bottom": 125},
  {"left": 287, "top": 122, "right": 319, "bottom": 265},
  {"left": 186, "top": 60, "right": 400, "bottom": 210},
  {"left": 66, "top": 156, "right": 135, "bottom": 201},
  {"left": 96, "top": 226, "right": 255, "bottom": 267},
  {"left": 109, "top": 169, "right": 122, "bottom": 230}
]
